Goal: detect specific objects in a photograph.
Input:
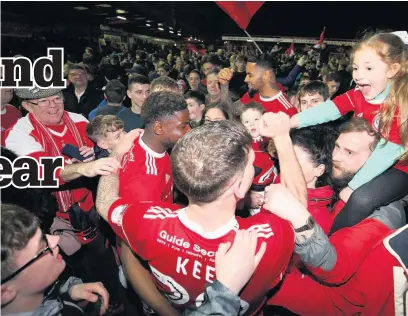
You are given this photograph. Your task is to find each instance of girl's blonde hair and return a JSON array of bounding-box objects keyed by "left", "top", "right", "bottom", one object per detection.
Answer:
[{"left": 353, "top": 32, "right": 408, "bottom": 162}]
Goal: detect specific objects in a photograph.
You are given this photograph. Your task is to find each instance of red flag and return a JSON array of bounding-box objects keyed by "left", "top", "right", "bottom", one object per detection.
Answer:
[
  {"left": 314, "top": 27, "right": 326, "bottom": 48},
  {"left": 216, "top": 1, "right": 264, "bottom": 30},
  {"left": 285, "top": 42, "right": 294, "bottom": 57},
  {"left": 187, "top": 44, "right": 207, "bottom": 56},
  {"left": 186, "top": 43, "right": 198, "bottom": 53}
]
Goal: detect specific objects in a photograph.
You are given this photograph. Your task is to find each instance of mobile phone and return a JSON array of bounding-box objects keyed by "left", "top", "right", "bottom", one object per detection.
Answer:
[{"left": 61, "top": 144, "right": 92, "bottom": 161}]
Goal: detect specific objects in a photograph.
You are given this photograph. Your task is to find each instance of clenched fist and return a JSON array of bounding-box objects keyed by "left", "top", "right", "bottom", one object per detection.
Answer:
[{"left": 218, "top": 68, "right": 234, "bottom": 85}]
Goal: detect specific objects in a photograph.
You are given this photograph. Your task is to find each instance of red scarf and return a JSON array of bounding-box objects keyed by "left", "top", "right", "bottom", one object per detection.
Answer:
[{"left": 28, "top": 112, "right": 85, "bottom": 212}]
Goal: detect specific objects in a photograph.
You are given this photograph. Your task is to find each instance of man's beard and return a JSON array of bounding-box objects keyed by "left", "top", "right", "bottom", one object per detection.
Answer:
[
  {"left": 330, "top": 164, "right": 357, "bottom": 191},
  {"left": 248, "top": 88, "right": 259, "bottom": 98}
]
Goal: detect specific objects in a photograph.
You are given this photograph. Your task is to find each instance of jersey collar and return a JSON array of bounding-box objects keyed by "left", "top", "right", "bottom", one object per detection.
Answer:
[{"left": 178, "top": 208, "right": 238, "bottom": 239}]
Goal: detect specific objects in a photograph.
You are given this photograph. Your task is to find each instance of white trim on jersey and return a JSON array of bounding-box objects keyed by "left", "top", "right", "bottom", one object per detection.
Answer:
[
  {"left": 345, "top": 91, "right": 356, "bottom": 109},
  {"left": 247, "top": 223, "right": 274, "bottom": 239},
  {"left": 277, "top": 94, "right": 294, "bottom": 110},
  {"left": 392, "top": 266, "right": 408, "bottom": 316},
  {"left": 139, "top": 135, "right": 166, "bottom": 158},
  {"left": 259, "top": 92, "right": 281, "bottom": 102},
  {"left": 178, "top": 208, "right": 239, "bottom": 239},
  {"left": 259, "top": 166, "right": 278, "bottom": 183},
  {"left": 143, "top": 206, "right": 180, "bottom": 220},
  {"left": 145, "top": 151, "right": 158, "bottom": 175}
]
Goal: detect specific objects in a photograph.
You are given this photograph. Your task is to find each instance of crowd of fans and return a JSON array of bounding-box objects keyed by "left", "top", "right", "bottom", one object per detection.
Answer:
[{"left": 1, "top": 29, "right": 408, "bottom": 316}]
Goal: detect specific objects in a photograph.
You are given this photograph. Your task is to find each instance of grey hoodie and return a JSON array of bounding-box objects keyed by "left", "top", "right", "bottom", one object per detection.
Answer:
[{"left": 7, "top": 277, "right": 84, "bottom": 316}]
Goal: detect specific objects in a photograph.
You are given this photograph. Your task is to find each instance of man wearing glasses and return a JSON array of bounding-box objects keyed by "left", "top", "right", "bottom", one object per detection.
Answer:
[
  {"left": 3, "top": 86, "right": 123, "bottom": 313},
  {"left": 1, "top": 204, "right": 109, "bottom": 315}
]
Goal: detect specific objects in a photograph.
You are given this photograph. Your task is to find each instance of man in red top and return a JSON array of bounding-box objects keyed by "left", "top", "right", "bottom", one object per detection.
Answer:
[
  {"left": 118, "top": 91, "right": 191, "bottom": 315},
  {"left": 120, "top": 91, "right": 191, "bottom": 202},
  {"left": 0, "top": 87, "right": 21, "bottom": 146},
  {"left": 96, "top": 121, "right": 295, "bottom": 315},
  {"left": 220, "top": 57, "right": 297, "bottom": 117}
]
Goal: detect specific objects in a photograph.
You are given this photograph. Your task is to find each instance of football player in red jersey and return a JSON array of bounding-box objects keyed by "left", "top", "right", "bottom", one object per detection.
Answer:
[
  {"left": 118, "top": 91, "right": 191, "bottom": 315},
  {"left": 96, "top": 121, "right": 296, "bottom": 315},
  {"left": 219, "top": 57, "right": 297, "bottom": 117}
]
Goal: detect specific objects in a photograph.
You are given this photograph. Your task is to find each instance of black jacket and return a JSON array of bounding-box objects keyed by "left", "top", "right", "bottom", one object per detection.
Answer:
[{"left": 63, "top": 83, "right": 104, "bottom": 118}]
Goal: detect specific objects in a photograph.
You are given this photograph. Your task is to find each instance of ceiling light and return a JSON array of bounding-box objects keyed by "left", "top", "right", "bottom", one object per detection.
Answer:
[
  {"left": 158, "top": 23, "right": 163, "bottom": 26},
  {"left": 116, "top": 9, "right": 127, "bottom": 14},
  {"left": 95, "top": 4, "right": 112, "bottom": 8},
  {"left": 178, "top": 33, "right": 181, "bottom": 36},
  {"left": 158, "top": 27, "right": 164, "bottom": 31},
  {"left": 74, "top": 6, "right": 88, "bottom": 10},
  {"left": 247, "top": 40, "right": 253, "bottom": 42},
  {"left": 169, "top": 30, "right": 174, "bottom": 34},
  {"left": 117, "top": 16, "right": 127, "bottom": 20},
  {"left": 146, "top": 20, "right": 154, "bottom": 22},
  {"left": 146, "top": 23, "right": 151, "bottom": 26}
]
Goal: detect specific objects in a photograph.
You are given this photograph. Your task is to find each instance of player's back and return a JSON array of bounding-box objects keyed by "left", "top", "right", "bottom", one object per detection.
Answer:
[{"left": 112, "top": 201, "right": 294, "bottom": 315}]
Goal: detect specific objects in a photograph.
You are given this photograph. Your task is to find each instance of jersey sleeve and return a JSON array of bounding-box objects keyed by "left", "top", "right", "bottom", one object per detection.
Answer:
[
  {"left": 250, "top": 214, "right": 294, "bottom": 288},
  {"left": 348, "top": 139, "right": 405, "bottom": 190},
  {"left": 120, "top": 171, "right": 166, "bottom": 202},
  {"left": 264, "top": 215, "right": 295, "bottom": 287},
  {"left": 240, "top": 93, "right": 251, "bottom": 104},
  {"left": 286, "top": 106, "right": 298, "bottom": 118},
  {"left": 107, "top": 198, "right": 147, "bottom": 252},
  {"left": 331, "top": 90, "right": 358, "bottom": 116}
]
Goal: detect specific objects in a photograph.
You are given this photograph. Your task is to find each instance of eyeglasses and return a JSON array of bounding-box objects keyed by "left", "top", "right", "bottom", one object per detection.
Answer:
[
  {"left": 1, "top": 232, "right": 52, "bottom": 285},
  {"left": 69, "top": 72, "right": 87, "bottom": 77},
  {"left": 28, "top": 96, "right": 64, "bottom": 108}
]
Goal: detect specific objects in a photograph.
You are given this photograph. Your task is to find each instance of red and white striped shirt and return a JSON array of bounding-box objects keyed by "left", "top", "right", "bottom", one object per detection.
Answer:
[
  {"left": 120, "top": 135, "right": 173, "bottom": 203},
  {"left": 240, "top": 91, "right": 298, "bottom": 117}
]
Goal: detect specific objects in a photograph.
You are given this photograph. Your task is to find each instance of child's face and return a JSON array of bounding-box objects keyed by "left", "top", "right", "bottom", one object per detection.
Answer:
[
  {"left": 352, "top": 47, "right": 392, "bottom": 100},
  {"left": 241, "top": 108, "right": 262, "bottom": 138},
  {"left": 98, "top": 128, "right": 126, "bottom": 151},
  {"left": 300, "top": 92, "right": 325, "bottom": 112}
]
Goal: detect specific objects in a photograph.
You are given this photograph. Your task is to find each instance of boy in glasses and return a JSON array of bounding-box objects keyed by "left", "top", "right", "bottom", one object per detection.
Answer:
[{"left": 1, "top": 204, "right": 109, "bottom": 315}]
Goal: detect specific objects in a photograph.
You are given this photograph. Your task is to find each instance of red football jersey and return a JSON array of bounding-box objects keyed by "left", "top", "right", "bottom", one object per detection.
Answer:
[
  {"left": 120, "top": 135, "right": 173, "bottom": 203},
  {"left": 108, "top": 199, "right": 294, "bottom": 315},
  {"left": 252, "top": 139, "right": 278, "bottom": 189},
  {"left": 333, "top": 88, "right": 401, "bottom": 144},
  {"left": 240, "top": 91, "right": 298, "bottom": 117}
]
